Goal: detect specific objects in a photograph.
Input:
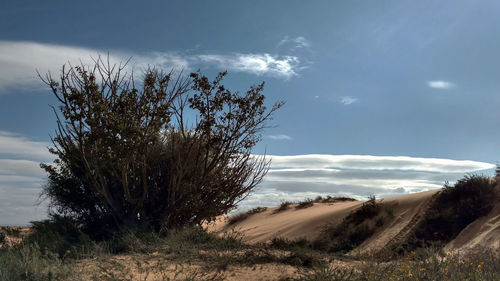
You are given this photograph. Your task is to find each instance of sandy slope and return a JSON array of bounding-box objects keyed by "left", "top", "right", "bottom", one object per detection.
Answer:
[
  {"left": 444, "top": 189, "right": 500, "bottom": 253},
  {"left": 211, "top": 189, "right": 499, "bottom": 254},
  {"left": 211, "top": 200, "right": 362, "bottom": 244}
]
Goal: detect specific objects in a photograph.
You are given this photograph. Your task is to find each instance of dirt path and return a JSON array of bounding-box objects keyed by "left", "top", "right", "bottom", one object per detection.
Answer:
[{"left": 379, "top": 190, "right": 440, "bottom": 252}]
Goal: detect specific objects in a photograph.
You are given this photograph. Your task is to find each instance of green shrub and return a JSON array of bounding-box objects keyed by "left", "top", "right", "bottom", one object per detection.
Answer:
[
  {"left": 25, "top": 217, "right": 93, "bottom": 259},
  {"left": 397, "top": 174, "right": 497, "bottom": 252}
]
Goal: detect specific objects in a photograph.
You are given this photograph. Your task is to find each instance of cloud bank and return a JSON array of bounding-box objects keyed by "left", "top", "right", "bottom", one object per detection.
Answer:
[
  {"left": 1, "top": 131, "right": 495, "bottom": 224},
  {"left": 237, "top": 154, "right": 495, "bottom": 212},
  {"left": 0, "top": 40, "right": 303, "bottom": 91},
  {"left": 0, "top": 131, "right": 53, "bottom": 225}
]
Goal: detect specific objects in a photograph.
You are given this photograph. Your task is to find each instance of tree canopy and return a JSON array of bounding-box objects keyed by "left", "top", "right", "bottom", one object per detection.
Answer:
[{"left": 40, "top": 58, "right": 283, "bottom": 235}]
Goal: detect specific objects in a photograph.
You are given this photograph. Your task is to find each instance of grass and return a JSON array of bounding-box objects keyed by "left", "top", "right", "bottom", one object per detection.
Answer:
[
  {"left": 227, "top": 207, "right": 268, "bottom": 225},
  {"left": 279, "top": 247, "right": 500, "bottom": 281}
]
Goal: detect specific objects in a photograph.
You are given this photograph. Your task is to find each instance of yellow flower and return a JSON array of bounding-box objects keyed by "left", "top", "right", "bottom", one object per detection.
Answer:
[
  {"left": 408, "top": 273, "right": 413, "bottom": 277},
  {"left": 477, "top": 262, "right": 483, "bottom": 269}
]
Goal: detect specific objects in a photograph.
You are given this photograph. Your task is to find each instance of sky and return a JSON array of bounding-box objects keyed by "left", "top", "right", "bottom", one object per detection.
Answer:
[{"left": 0, "top": 0, "right": 499, "bottom": 225}]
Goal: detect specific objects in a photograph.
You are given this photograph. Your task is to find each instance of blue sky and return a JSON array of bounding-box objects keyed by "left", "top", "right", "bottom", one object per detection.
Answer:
[{"left": 0, "top": 0, "right": 498, "bottom": 225}]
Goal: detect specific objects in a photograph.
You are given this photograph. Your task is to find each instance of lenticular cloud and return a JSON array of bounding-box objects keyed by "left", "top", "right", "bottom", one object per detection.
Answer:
[{"left": 236, "top": 154, "right": 495, "bottom": 212}]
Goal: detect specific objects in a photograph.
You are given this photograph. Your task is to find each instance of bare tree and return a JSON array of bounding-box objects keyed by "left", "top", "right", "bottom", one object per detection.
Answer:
[{"left": 40, "top": 58, "right": 283, "bottom": 233}]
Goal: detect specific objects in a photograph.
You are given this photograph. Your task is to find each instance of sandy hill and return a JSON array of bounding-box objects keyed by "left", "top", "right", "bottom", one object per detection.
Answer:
[{"left": 210, "top": 189, "right": 500, "bottom": 254}]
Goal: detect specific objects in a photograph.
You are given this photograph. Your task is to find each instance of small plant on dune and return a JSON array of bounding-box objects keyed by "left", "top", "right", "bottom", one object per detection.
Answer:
[
  {"left": 247, "top": 206, "right": 268, "bottom": 215},
  {"left": 296, "top": 198, "right": 314, "bottom": 209},
  {"left": 227, "top": 207, "right": 268, "bottom": 225},
  {"left": 274, "top": 201, "right": 293, "bottom": 213},
  {"left": 316, "top": 196, "right": 394, "bottom": 253},
  {"left": 319, "top": 196, "right": 357, "bottom": 203}
]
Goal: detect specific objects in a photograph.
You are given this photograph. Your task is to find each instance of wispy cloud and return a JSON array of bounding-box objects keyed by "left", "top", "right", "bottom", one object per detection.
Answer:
[
  {"left": 197, "top": 54, "right": 300, "bottom": 79},
  {"left": 428, "top": 80, "right": 455, "bottom": 89},
  {"left": 235, "top": 154, "right": 495, "bottom": 212},
  {"left": 340, "top": 96, "right": 358, "bottom": 105},
  {"left": 0, "top": 40, "right": 305, "bottom": 91},
  {"left": 277, "top": 36, "right": 311, "bottom": 50},
  {"left": 268, "top": 134, "right": 292, "bottom": 141}
]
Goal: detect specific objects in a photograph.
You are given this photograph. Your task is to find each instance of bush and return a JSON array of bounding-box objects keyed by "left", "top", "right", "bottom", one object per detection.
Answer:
[
  {"left": 317, "top": 196, "right": 357, "bottom": 204},
  {"left": 39, "top": 58, "right": 283, "bottom": 234},
  {"left": 296, "top": 198, "right": 314, "bottom": 209},
  {"left": 397, "top": 174, "right": 498, "bottom": 252},
  {"left": 274, "top": 201, "right": 292, "bottom": 213},
  {"left": 25, "top": 218, "right": 93, "bottom": 259},
  {"left": 0, "top": 243, "right": 73, "bottom": 281}
]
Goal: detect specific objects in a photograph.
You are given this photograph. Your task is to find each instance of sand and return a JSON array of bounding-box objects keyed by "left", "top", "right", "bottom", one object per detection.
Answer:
[{"left": 211, "top": 189, "right": 499, "bottom": 255}]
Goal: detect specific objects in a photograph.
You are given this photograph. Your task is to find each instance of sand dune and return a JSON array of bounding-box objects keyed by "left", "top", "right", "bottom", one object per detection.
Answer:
[
  {"left": 444, "top": 190, "right": 500, "bottom": 253},
  {"left": 211, "top": 189, "right": 499, "bottom": 254}
]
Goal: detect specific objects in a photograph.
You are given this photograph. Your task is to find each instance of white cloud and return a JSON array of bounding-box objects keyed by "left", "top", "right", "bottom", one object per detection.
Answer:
[
  {"left": 0, "top": 40, "right": 304, "bottom": 91},
  {"left": 268, "top": 134, "right": 292, "bottom": 141},
  {"left": 0, "top": 131, "right": 52, "bottom": 161},
  {"left": 340, "top": 96, "right": 358, "bottom": 105},
  {"left": 197, "top": 54, "right": 300, "bottom": 79},
  {"left": 0, "top": 184, "right": 47, "bottom": 226},
  {"left": 428, "top": 80, "right": 455, "bottom": 89},
  {"left": 0, "top": 131, "right": 53, "bottom": 225},
  {"left": 235, "top": 154, "right": 495, "bottom": 212}
]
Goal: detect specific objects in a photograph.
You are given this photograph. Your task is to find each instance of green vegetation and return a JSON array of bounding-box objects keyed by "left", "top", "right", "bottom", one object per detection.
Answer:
[
  {"left": 394, "top": 175, "right": 498, "bottom": 253},
  {"left": 268, "top": 197, "right": 394, "bottom": 255},
  {"left": 318, "top": 196, "right": 394, "bottom": 253}
]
